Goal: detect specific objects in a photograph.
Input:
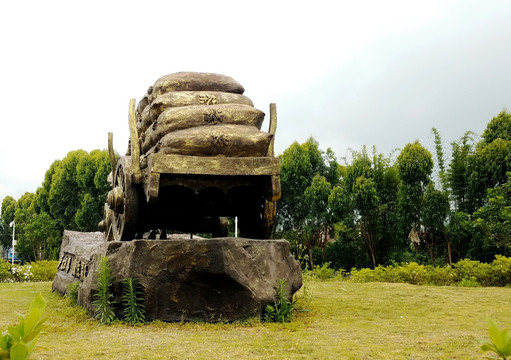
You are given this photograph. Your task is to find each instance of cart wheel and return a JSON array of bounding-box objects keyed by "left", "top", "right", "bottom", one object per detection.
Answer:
[{"left": 108, "top": 157, "right": 139, "bottom": 241}]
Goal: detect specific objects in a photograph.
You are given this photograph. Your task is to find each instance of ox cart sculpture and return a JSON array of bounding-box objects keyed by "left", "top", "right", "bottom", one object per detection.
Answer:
[{"left": 99, "top": 72, "right": 281, "bottom": 241}]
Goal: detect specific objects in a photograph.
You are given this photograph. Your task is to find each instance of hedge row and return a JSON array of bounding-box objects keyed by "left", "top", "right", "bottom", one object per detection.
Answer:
[
  {"left": 0, "top": 260, "right": 59, "bottom": 282},
  {"left": 345, "top": 255, "right": 511, "bottom": 287}
]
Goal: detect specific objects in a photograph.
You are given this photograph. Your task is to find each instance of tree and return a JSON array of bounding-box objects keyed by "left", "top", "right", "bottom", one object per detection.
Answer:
[
  {"left": 304, "top": 174, "right": 332, "bottom": 265},
  {"left": 397, "top": 141, "right": 433, "bottom": 236},
  {"left": 1, "top": 196, "right": 16, "bottom": 248},
  {"left": 331, "top": 147, "right": 400, "bottom": 267},
  {"left": 352, "top": 175, "right": 380, "bottom": 267},
  {"left": 75, "top": 150, "right": 111, "bottom": 231},
  {"left": 469, "top": 138, "right": 511, "bottom": 208},
  {"left": 277, "top": 137, "right": 340, "bottom": 267},
  {"left": 431, "top": 127, "right": 447, "bottom": 190},
  {"left": 420, "top": 183, "right": 450, "bottom": 264},
  {"left": 481, "top": 110, "right": 511, "bottom": 145},
  {"left": 472, "top": 174, "right": 511, "bottom": 256},
  {"left": 18, "top": 212, "right": 60, "bottom": 261},
  {"left": 35, "top": 160, "right": 62, "bottom": 215},
  {"left": 447, "top": 132, "right": 476, "bottom": 213},
  {"left": 47, "top": 149, "right": 111, "bottom": 231},
  {"left": 48, "top": 150, "right": 88, "bottom": 230}
]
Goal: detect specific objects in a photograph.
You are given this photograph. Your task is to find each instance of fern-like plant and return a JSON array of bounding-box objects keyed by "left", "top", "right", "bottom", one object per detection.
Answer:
[
  {"left": 264, "top": 279, "right": 296, "bottom": 323},
  {"left": 121, "top": 277, "right": 146, "bottom": 325},
  {"left": 92, "top": 257, "right": 116, "bottom": 325}
]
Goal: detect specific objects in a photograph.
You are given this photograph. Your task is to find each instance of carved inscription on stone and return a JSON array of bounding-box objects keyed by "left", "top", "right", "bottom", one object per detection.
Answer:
[
  {"left": 57, "top": 254, "right": 89, "bottom": 280},
  {"left": 211, "top": 134, "right": 229, "bottom": 148},
  {"left": 203, "top": 109, "right": 224, "bottom": 125},
  {"left": 199, "top": 93, "right": 218, "bottom": 105}
]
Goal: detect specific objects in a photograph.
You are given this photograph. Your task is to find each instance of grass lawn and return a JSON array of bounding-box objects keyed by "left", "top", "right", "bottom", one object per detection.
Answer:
[{"left": 1, "top": 279, "right": 509, "bottom": 359}]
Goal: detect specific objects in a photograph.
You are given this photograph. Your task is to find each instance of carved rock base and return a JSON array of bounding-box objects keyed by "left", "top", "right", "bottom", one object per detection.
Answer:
[{"left": 52, "top": 231, "right": 302, "bottom": 322}]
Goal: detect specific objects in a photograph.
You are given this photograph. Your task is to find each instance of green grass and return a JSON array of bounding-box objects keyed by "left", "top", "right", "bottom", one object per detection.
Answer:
[{"left": 1, "top": 280, "right": 509, "bottom": 359}]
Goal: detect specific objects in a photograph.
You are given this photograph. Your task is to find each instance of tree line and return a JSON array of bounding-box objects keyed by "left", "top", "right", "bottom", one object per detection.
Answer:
[
  {"left": 0, "top": 150, "right": 111, "bottom": 262},
  {"left": 1, "top": 110, "right": 510, "bottom": 267},
  {"left": 276, "top": 110, "right": 511, "bottom": 269}
]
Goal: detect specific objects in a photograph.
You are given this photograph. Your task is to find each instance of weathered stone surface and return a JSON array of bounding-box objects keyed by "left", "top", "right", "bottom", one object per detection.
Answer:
[
  {"left": 52, "top": 230, "right": 105, "bottom": 296},
  {"left": 53, "top": 232, "right": 302, "bottom": 322}
]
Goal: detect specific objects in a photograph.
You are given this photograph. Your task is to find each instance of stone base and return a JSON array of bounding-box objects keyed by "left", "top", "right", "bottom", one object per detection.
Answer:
[{"left": 53, "top": 231, "right": 302, "bottom": 322}]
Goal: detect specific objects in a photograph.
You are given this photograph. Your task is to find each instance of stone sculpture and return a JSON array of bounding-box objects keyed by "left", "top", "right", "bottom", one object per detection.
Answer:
[{"left": 53, "top": 72, "right": 302, "bottom": 322}]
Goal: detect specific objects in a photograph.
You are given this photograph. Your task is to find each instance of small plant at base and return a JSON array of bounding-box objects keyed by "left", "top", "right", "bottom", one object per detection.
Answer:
[
  {"left": 66, "top": 281, "right": 80, "bottom": 306},
  {"left": 264, "top": 279, "right": 296, "bottom": 323},
  {"left": 479, "top": 317, "right": 511, "bottom": 359},
  {"left": 121, "top": 277, "right": 146, "bottom": 325},
  {"left": 92, "top": 257, "right": 116, "bottom": 325},
  {"left": 0, "top": 293, "right": 48, "bottom": 360},
  {"left": 294, "top": 283, "right": 313, "bottom": 313}
]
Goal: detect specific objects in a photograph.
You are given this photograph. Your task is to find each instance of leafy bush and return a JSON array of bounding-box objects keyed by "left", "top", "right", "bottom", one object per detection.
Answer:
[
  {"left": 349, "top": 268, "right": 378, "bottom": 283},
  {"left": 458, "top": 277, "right": 479, "bottom": 287},
  {"left": 493, "top": 255, "right": 511, "bottom": 286},
  {"left": 0, "top": 294, "right": 48, "bottom": 360},
  {"left": 121, "top": 278, "right": 145, "bottom": 325},
  {"left": 0, "top": 260, "right": 12, "bottom": 282},
  {"left": 9, "top": 265, "right": 33, "bottom": 283},
  {"left": 264, "top": 279, "right": 296, "bottom": 323},
  {"left": 311, "top": 262, "right": 337, "bottom": 280},
  {"left": 346, "top": 256, "right": 511, "bottom": 287},
  {"left": 29, "top": 261, "right": 58, "bottom": 282},
  {"left": 66, "top": 281, "right": 80, "bottom": 306},
  {"left": 455, "top": 259, "right": 497, "bottom": 287},
  {"left": 426, "top": 265, "right": 459, "bottom": 286},
  {"left": 92, "top": 257, "right": 116, "bottom": 325},
  {"left": 479, "top": 317, "right": 511, "bottom": 359}
]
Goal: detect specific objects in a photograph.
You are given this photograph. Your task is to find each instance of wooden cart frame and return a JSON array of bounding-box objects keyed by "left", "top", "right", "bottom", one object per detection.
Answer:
[{"left": 100, "top": 100, "right": 281, "bottom": 241}]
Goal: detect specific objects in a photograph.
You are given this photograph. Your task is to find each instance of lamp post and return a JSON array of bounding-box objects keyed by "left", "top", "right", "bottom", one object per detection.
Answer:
[{"left": 9, "top": 221, "right": 15, "bottom": 265}]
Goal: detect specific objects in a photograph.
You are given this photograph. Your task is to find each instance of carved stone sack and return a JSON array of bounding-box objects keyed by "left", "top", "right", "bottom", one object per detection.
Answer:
[
  {"left": 149, "top": 91, "right": 254, "bottom": 124},
  {"left": 137, "top": 105, "right": 152, "bottom": 135},
  {"left": 136, "top": 92, "right": 151, "bottom": 124},
  {"left": 141, "top": 104, "right": 265, "bottom": 154},
  {"left": 146, "top": 124, "right": 273, "bottom": 157},
  {"left": 150, "top": 72, "right": 245, "bottom": 102}
]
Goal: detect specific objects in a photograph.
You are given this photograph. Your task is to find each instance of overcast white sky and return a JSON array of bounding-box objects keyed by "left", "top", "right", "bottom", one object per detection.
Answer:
[{"left": 1, "top": 0, "right": 510, "bottom": 202}]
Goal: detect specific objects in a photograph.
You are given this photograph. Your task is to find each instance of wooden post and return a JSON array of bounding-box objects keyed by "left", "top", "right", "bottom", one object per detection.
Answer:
[
  {"left": 107, "top": 132, "right": 116, "bottom": 173},
  {"left": 128, "top": 99, "right": 142, "bottom": 183},
  {"left": 268, "top": 103, "right": 277, "bottom": 157}
]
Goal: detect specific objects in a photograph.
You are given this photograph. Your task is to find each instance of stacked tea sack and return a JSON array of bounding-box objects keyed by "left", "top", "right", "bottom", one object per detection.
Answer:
[{"left": 136, "top": 72, "right": 273, "bottom": 158}]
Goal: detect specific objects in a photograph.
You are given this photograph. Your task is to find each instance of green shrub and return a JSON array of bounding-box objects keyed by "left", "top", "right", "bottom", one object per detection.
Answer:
[
  {"left": 426, "top": 265, "right": 459, "bottom": 286},
  {"left": 121, "top": 278, "right": 145, "bottom": 325},
  {"left": 92, "top": 257, "right": 116, "bottom": 325},
  {"left": 0, "top": 260, "right": 13, "bottom": 282},
  {"left": 0, "top": 293, "right": 48, "bottom": 360},
  {"left": 9, "top": 265, "right": 33, "bottom": 283},
  {"left": 264, "top": 279, "right": 296, "bottom": 323},
  {"left": 397, "top": 262, "right": 428, "bottom": 285},
  {"left": 458, "top": 277, "right": 480, "bottom": 287},
  {"left": 455, "top": 259, "right": 496, "bottom": 287},
  {"left": 479, "top": 317, "right": 511, "bottom": 359},
  {"left": 348, "top": 268, "right": 378, "bottom": 283},
  {"left": 492, "top": 255, "right": 511, "bottom": 286},
  {"left": 66, "top": 281, "right": 80, "bottom": 306},
  {"left": 29, "top": 261, "right": 58, "bottom": 282},
  {"left": 311, "top": 262, "right": 336, "bottom": 280}
]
